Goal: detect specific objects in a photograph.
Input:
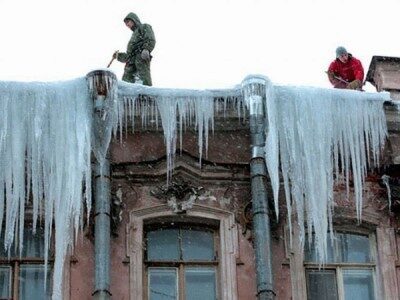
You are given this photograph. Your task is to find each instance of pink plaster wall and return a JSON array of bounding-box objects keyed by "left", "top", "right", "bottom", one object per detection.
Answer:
[
  {"left": 68, "top": 128, "right": 400, "bottom": 299},
  {"left": 69, "top": 236, "right": 94, "bottom": 300}
]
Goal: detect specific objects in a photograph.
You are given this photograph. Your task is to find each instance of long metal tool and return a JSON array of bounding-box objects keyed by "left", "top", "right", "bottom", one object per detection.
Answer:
[
  {"left": 325, "top": 71, "right": 349, "bottom": 84},
  {"left": 107, "top": 51, "right": 118, "bottom": 68}
]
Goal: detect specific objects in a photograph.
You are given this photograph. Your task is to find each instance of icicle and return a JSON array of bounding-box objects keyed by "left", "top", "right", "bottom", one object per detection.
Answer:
[
  {"left": 117, "top": 82, "right": 241, "bottom": 182},
  {"left": 2, "top": 72, "right": 388, "bottom": 297},
  {"left": 264, "top": 85, "right": 388, "bottom": 262},
  {"left": 87, "top": 72, "right": 118, "bottom": 167},
  {"left": 154, "top": 94, "right": 213, "bottom": 181},
  {"left": 263, "top": 81, "right": 280, "bottom": 220},
  {"left": 0, "top": 78, "right": 92, "bottom": 299},
  {"left": 193, "top": 94, "right": 214, "bottom": 164},
  {"left": 381, "top": 175, "right": 392, "bottom": 210},
  {"left": 156, "top": 96, "right": 178, "bottom": 182}
]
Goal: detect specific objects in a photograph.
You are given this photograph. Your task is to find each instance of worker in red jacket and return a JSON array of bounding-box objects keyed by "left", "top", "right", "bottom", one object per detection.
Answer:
[{"left": 327, "top": 46, "right": 364, "bottom": 90}]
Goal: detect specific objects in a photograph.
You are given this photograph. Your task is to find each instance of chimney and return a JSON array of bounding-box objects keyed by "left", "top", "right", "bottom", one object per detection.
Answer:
[{"left": 366, "top": 56, "right": 400, "bottom": 100}]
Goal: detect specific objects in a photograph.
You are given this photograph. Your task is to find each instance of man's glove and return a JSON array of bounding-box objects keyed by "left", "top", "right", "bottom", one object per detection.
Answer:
[
  {"left": 346, "top": 79, "right": 361, "bottom": 90},
  {"left": 141, "top": 49, "right": 150, "bottom": 61},
  {"left": 112, "top": 50, "right": 119, "bottom": 59}
]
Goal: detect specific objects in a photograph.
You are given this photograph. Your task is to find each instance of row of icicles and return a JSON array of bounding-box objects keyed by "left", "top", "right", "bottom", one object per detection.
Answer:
[{"left": 0, "top": 75, "right": 390, "bottom": 298}]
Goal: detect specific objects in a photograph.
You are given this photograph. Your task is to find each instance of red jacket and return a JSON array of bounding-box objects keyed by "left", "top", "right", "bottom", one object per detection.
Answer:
[{"left": 328, "top": 54, "right": 364, "bottom": 86}]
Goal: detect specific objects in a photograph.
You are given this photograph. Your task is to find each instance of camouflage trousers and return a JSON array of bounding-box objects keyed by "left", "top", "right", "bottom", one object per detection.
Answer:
[{"left": 122, "top": 55, "right": 152, "bottom": 86}]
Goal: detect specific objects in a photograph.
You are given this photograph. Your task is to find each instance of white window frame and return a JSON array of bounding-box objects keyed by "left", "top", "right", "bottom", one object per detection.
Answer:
[{"left": 126, "top": 204, "right": 239, "bottom": 300}]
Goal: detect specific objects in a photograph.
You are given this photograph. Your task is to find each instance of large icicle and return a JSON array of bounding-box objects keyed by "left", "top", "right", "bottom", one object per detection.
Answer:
[
  {"left": 264, "top": 85, "right": 388, "bottom": 262},
  {"left": 155, "top": 94, "right": 214, "bottom": 181},
  {"left": 0, "top": 79, "right": 92, "bottom": 299},
  {"left": 87, "top": 72, "right": 118, "bottom": 167},
  {"left": 118, "top": 81, "right": 389, "bottom": 264},
  {"left": 117, "top": 82, "right": 242, "bottom": 181},
  {"left": 0, "top": 73, "right": 391, "bottom": 298}
]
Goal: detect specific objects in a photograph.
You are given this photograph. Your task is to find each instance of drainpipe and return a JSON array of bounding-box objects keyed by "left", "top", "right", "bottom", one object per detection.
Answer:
[
  {"left": 93, "top": 160, "right": 111, "bottom": 300},
  {"left": 242, "top": 75, "right": 275, "bottom": 300},
  {"left": 86, "top": 70, "right": 117, "bottom": 300}
]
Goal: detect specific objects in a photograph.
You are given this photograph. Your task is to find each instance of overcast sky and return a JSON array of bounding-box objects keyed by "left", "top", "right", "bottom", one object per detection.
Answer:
[{"left": 0, "top": 0, "right": 398, "bottom": 91}]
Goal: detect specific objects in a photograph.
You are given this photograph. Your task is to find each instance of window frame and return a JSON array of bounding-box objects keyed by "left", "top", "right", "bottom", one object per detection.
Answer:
[
  {"left": 126, "top": 204, "right": 239, "bottom": 300},
  {"left": 0, "top": 225, "right": 54, "bottom": 300},
  {"left": 288, "top": 211, "right": 399, "bottom": 300},
  {"left": 143, "top": 223, "right": 220, "bottom": 299},
  {"left": 303, "top": 229, "right": 378, "bottom": 300}
]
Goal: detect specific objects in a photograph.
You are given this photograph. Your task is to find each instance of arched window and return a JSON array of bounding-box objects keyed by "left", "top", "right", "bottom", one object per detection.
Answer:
[{"left": 126, "top": 204, "right": 238, "bottom": 300}]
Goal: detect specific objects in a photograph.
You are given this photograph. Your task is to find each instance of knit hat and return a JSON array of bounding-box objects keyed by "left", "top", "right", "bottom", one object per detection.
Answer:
[{"left": 336, "top": 46, "right": 348, "bottom": 58}]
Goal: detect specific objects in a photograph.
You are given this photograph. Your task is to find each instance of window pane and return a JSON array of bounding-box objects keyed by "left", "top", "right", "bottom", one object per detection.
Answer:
[
  {"left": 22, "top": 227, "right": 46, "bottom": 258},
  {"left": 304, "top": 235, "right": 335, "bottom": 263},
  {"left": 182, "top": 229, "right": 214, "bottom": 261},
  {"left": 0, "top": 236, "right": 8, "bottom": 257},
  {"left": 305, "top": 233, "right": 371, "bottom": 263},
  {"left": 338, "top": 233, "right": 371, "bottom": 263},
  {"left": 0, "top": 227, "right": 46, "bottom": 258},
  {"left": 0, "top": 266, "right": 11, "bottom": 298},
  {"left": 147, "top": 229, "right": 179, "bottom": 261},
  {"left": 185, "top": 267, "right": 216, "bottom": 300},
  {"left": 306, "top": 270, "right": 338, "bottom": 300},
  {"left": 148, "top": 267, "right": 177, "bottom": 300},
  {"left": 343, "top": 269, "right": 374, "bottom": 300},
  {"left": 19, "top": 265, "right": 52, "bottom": 300}
]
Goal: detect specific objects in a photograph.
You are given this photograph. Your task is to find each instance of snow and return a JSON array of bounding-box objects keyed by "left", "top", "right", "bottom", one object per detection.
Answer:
[{"left": 0, "top": 74, "right": 390, "bottom": 298}]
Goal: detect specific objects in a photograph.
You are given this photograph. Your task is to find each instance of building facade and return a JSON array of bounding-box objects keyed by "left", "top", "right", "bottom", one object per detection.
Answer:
[{"left": 1, "top": 62, "right": 400, "bottom": 299}]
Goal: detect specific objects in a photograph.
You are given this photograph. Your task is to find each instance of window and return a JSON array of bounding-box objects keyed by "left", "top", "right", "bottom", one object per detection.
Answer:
[
  {"left": 304, "top": 232, "right": 376, "bottom": 300},
  {"left": 127, "top": 204, "right": 238, "bottom": 300},
  {"left": 0, "top": 227, "right": 52, "bottom": 300},
  {"left": 144, "top": 224, "right": 218, "bottom": 300}
]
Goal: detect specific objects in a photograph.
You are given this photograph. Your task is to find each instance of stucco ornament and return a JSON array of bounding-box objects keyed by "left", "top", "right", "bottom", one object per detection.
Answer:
[
  {"left": 380, "top": 174, "right": 400, "bottom": 213},
  {"left": 110, "top": 186, "right": 125, "bottom": 236},
  {"left": 150, "top": 177, "right": 215, "bottom": 213}
]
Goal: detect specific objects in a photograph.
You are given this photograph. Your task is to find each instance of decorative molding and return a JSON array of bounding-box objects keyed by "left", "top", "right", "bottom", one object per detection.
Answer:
[
  {"left": 110, "top": 185, "right": 125, "bottom": 236},
  {"left": 236, "top": 200, "right": 253, "bottom": 240},
  {"left": 150, "top": 176, "right": 217, "bottom": 213},
  {"left": 126, "top": 204, "right": 239, "bottom": 300},
  {"left": 380, "top": 175, "right": 400, "bottom": 213},
  {"left": 112, "top": 153, "right": 250, "bottom": 186}
]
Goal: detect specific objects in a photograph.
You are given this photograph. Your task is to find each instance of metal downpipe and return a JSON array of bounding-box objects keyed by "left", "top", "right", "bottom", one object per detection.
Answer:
[
  {"left": 243, "top": 76, "right": 275, "bottom": 300},
  {"left": 87, "top": 70, "right": 117, "bottom": 300},
  {"left": 93, "top": 161, "right": 112, "bottom": 300}
]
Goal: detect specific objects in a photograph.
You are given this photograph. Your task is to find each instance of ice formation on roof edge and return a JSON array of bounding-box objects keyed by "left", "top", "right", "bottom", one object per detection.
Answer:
[
  {"left": 0, "top": 76, "right": 390, "bottom": 298},
  {"left": 0, "top": 78, "right": 92, "bottom": 299},
  {"left": 264, "top": 84, "right": 388, "bottom": 262}
]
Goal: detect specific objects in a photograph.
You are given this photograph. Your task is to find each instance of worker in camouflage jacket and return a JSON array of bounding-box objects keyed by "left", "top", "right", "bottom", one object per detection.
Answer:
[{"left": 113, "top": 12, "right": 156, "bottom": 86}]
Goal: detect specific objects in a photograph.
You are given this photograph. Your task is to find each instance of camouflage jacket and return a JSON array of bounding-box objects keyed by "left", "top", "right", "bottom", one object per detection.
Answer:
[{"left": 117, "top": 12, "right": 156, "bottom": 64}]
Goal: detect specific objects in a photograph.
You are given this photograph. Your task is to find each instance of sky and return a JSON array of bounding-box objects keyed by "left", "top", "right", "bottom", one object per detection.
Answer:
[{"left": 0, "top": 0, "right": 399, "bottom": 91}]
